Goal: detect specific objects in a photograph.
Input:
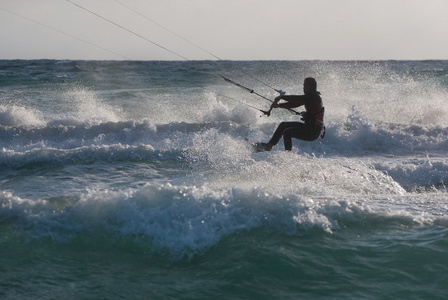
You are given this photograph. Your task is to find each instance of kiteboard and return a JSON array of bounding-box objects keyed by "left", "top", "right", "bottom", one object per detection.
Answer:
[{"left": 245, "top": 137, "right": 269, "bottom": 152}]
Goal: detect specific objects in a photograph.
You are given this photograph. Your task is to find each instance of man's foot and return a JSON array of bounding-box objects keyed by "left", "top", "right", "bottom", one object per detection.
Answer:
[{"left": 253, "top": 142, "right": 273, "bottom": 152}]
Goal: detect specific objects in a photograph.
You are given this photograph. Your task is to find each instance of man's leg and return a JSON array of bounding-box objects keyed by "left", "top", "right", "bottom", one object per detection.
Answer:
[
  {"left": 267, "top": 122, "right": 300, "bottom": 148},
  {"left": 283, "top": 124, "right": 322, "bottom": 150},
  {"left": 283, "top": 123, "right": 308, "bottom": 150}
]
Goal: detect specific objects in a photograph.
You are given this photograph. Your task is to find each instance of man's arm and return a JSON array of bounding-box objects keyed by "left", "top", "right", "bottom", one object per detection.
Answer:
[{"left": 272, "top": 95, "right": 306, "bottom": 109}]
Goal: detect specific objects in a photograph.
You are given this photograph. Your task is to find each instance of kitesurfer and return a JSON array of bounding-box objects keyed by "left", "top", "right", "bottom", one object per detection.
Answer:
[{"left": 262, "top": 77, "right": 324, "bottom": 151}]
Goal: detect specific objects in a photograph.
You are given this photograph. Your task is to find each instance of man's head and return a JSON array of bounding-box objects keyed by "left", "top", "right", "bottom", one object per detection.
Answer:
[{"left": 303, "top": 77, "right": 317, "bottom": 94}]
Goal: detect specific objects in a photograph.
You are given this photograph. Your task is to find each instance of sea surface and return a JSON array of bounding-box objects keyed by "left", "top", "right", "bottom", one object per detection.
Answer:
[{"left": 1, "top": 60, "right": 448, "bottom": 299}]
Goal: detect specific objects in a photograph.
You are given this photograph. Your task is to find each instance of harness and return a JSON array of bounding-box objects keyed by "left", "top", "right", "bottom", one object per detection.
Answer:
[{"left": 302, "top": 107, "right": 326, "bottom": 139}]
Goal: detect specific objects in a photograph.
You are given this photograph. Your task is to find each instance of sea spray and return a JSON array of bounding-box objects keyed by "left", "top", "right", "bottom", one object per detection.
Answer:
[{"left": 0, "top": 105, "right": 45, "bottom": 127}]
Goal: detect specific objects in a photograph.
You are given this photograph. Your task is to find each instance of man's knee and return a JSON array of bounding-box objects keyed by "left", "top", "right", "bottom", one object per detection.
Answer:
[{"left": 283, "top": 127, "right": 295, "bottom": 139}]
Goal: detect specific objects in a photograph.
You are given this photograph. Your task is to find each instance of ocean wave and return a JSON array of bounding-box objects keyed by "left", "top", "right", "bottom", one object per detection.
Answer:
[
  {"left": 2, "top": 113, "right": 447, "bottom": 155},
  {"left": 374, "top": 157, "right": 448, "bottom": 192},
  {"left": 326, "top": 109, "right": 448, "bottom": 155},
  {"left": 1, "top": 120, "right": 156, "bottom": 148},
  {"left": 0, "top": 144, "right": 186, "bottom": 169},
  {"left": 2, "top": 116, "right": 447, "bottom": 194},
  {"left": 0, "top": 119, "right": 249, "bottom": 152},
  {"left": 1, "top": 184, "right": 447, "bottom": 261},
  {"left": 0, "top": 105, "right": 46, "bottom": 127}
]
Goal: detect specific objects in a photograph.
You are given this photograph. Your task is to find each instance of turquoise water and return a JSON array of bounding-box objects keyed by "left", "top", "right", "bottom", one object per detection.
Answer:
[
  {"left": 1, "top": 60, "right": 448, "bottom": 299},
  {"left": 3, "top": 224, "right": 448, "bottom": 299}
]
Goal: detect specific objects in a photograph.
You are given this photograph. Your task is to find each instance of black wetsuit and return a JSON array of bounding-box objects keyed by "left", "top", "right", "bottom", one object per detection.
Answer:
[{"left": 268, "top": 91, "right": 324, "bottom": 150}]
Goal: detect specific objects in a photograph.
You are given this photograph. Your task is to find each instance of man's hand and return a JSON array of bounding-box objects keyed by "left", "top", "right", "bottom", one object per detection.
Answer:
[{"left": 271, "top": 95, "right": 282, "bottom": 108}]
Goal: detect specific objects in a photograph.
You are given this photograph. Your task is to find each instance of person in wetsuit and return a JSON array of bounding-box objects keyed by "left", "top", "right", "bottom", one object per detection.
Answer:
[{"left": 263, "top": 77, "right": 324, "bottom": 151}]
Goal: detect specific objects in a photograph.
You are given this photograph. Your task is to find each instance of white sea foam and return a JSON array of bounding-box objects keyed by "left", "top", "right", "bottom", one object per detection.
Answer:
[
  {"left": 0, "top": 105, "right": 45, "bottom": 127},
  {"left": 60, "top": 87, "right": 121, "bottom": 125}
]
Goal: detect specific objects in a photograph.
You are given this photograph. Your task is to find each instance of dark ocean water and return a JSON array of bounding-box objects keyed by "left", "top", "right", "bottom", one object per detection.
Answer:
[{"left": 1, "top": 60, "right": 448, "bottom": 299}]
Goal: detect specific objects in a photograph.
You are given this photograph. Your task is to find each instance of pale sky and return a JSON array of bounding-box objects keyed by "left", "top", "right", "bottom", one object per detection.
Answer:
[{"left": 1, "top": 0, "right": 447, "bottom": 60}]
